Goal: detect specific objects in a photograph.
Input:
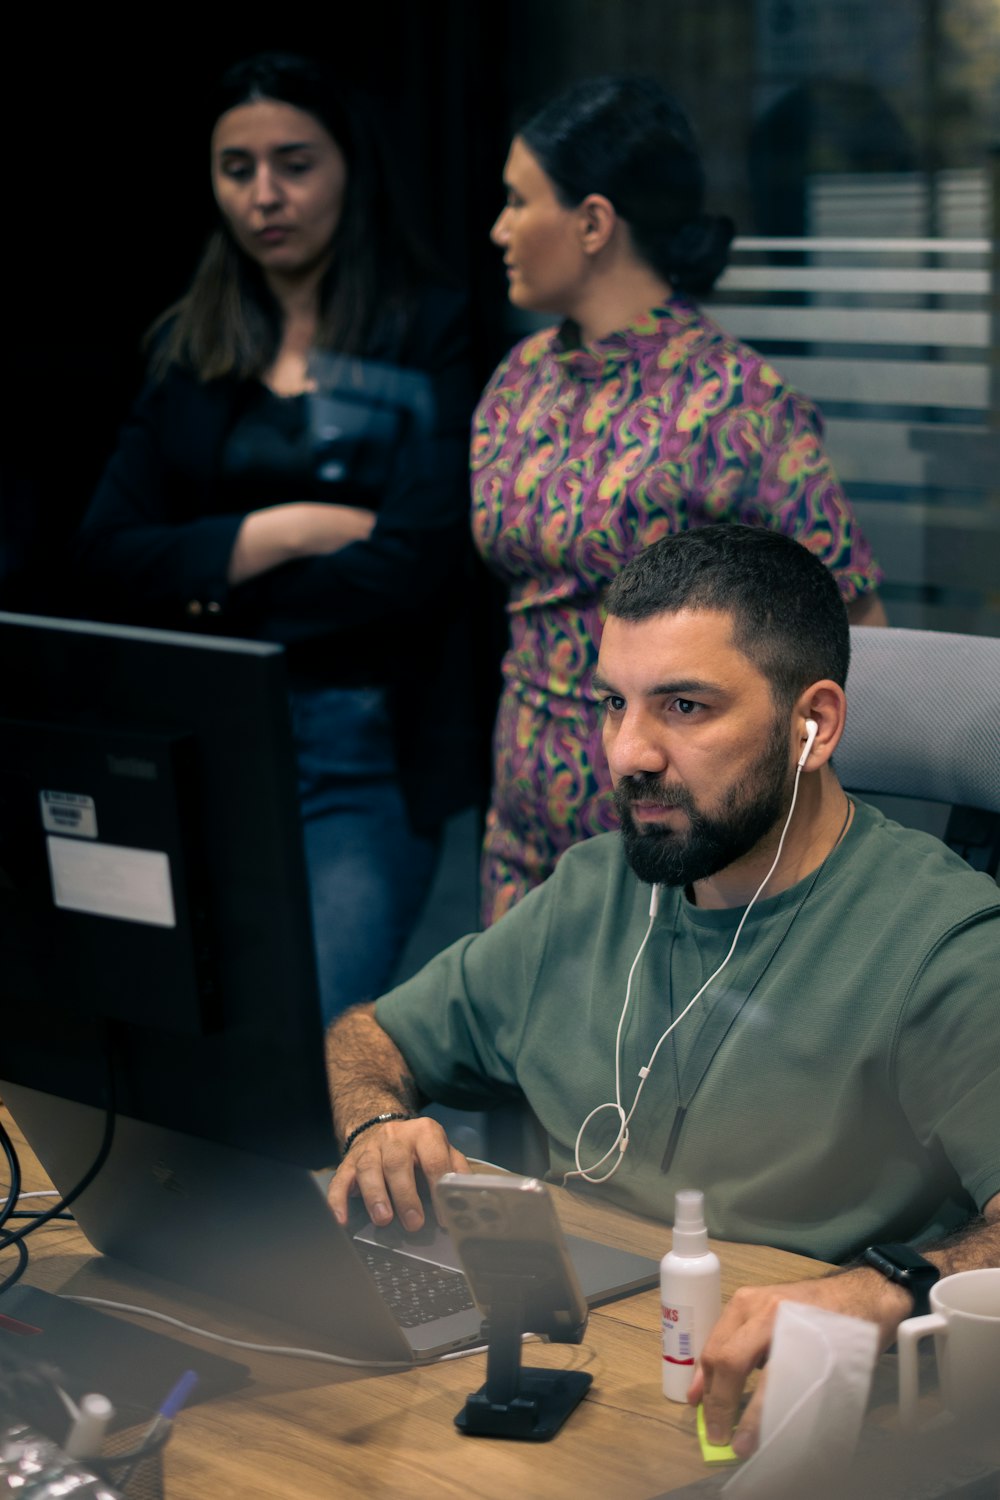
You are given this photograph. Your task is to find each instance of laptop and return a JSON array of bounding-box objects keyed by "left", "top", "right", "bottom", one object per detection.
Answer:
[{"left": 1, "top": 1083, "right": 660, "bottom": 1365}]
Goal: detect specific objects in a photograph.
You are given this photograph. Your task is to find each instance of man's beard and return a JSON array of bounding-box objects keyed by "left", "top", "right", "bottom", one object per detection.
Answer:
[{"left": 614, "top": 717, "right": 793, "bottom": 889}]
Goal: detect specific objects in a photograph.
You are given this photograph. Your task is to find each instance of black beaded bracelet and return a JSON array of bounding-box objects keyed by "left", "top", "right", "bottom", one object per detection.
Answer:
[{"left": 342, "top": 1111, "right": 414, "bottom": 1155}]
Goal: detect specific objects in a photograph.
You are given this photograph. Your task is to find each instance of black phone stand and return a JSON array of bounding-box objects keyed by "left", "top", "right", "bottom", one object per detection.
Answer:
[{"left": 454, "top": 1280, "right": 592, "bottom": 1441}]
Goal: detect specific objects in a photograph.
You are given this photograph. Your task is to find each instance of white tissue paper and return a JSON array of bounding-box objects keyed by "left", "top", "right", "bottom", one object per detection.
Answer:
[{"left": 722, "top": 1300, "right": 879, "bottom": 1499}]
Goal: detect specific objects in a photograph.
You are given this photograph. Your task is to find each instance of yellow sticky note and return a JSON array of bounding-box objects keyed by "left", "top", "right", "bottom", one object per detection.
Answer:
[{"left": 696, "top": 1404, "right": 740, "bottom": 1464}]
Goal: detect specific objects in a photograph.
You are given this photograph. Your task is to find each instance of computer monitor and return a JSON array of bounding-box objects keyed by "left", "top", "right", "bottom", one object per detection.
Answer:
[{"left": 0, "top": 610, "right": 334, "bottom": 1166}]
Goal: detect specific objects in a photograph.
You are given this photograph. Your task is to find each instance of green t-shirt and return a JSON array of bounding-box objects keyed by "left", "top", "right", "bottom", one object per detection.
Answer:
[{"left": 376, "top": 802, "right": 1000, "bottom": 1262}]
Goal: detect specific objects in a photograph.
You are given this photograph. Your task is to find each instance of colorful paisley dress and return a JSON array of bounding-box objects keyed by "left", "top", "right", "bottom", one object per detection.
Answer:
[{"left": 470, "top": 298, "right": 882, "bottom": 925}]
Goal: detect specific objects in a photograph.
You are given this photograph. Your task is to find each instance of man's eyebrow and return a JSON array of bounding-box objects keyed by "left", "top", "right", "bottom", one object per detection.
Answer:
[
  {"left": 650, "top": 678, "right": 725, "bottom": 696},
  {"left": 592, "top": 674, "right": 726, "bottom": 697}
]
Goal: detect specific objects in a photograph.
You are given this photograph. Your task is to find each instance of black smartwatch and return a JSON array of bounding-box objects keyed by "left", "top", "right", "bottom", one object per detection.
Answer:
[{"left": 862, "top": 1242, "right": 940, "bottom": 1317}]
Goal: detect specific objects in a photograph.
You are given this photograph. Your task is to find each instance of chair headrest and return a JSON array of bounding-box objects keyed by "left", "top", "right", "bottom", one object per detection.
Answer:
[{"left": 836, "top": 626, "right": 1000, "bottom": 813}]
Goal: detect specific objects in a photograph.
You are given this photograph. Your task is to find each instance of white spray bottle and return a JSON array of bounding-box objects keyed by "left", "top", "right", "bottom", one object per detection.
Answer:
[{"left": 660, "top": 1188, "right": 722, "bottom": 1402}]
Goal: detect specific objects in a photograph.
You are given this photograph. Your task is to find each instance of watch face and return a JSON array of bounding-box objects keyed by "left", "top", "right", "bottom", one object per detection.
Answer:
[
  {"left": 884, "top": 1245, "right": 929, "bottom": 1272},
  {"left": 865, "top": 1243, "right": 938, "bottom": 1284}
]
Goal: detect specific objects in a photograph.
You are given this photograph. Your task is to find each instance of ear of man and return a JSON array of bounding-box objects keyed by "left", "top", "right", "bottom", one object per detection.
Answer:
[{"left": 794, "top": 682, "right": 847, "bottom": 771}]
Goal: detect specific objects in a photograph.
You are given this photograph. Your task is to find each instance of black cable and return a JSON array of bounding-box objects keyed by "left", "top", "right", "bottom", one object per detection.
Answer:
[
  {"left": 0, "top": 1103, "right": 115, "bottom": 1250},
  {"left": 0, "top": 1118, "right": 22, "bottom": 1233},
  {"left": 4, "top": 1209, "right": 74, "bottom": 1221},
  {"left": 0, "top": 1055, "right": 118, "bottom": 1295},
  {"left": 0, "top": 1119, "right": 28, "bottom": 1291},
  {"left": 0, "top": 1238, "right": 29, "bottom": 1295}
]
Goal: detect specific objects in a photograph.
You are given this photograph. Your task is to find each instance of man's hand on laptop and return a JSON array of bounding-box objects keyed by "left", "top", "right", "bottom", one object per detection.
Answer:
[{"left": 328, "top": 1116, "right": 471, "bottom": 1232}]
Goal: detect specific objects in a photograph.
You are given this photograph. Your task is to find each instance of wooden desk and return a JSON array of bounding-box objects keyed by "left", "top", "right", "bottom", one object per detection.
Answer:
[{"left": 0, "top": 1110, "right": 869, "bottom": 1500}]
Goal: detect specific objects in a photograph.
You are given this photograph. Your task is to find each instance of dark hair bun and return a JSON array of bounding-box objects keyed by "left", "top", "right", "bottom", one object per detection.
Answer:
[{"left": 662, "top": 214, "right": 735, "bottom": 294}]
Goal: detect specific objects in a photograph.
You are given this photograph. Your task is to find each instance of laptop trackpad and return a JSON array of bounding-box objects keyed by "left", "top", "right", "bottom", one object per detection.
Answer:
[{"left": 353, "top": 1214, "right": 465, "bottom": 1272}]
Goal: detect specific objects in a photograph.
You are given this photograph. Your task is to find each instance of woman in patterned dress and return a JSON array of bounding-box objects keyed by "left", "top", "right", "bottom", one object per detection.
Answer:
[{"left": 471, "top": 76, "right": 886, "bottom": 926}]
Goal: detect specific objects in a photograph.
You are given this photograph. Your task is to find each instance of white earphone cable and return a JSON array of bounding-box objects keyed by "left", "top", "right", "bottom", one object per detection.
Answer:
[
  {"left": 569, "top": 899, "right": 658, "bottom": 1182},
  {"left": 567, "top": 751, "right": 811, "bottom": 1185}
]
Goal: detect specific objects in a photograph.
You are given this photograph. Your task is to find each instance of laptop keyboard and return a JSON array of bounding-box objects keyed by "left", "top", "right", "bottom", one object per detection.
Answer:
[{"left": 355, "top": 1242, "right": 477, "bottom": 1328}]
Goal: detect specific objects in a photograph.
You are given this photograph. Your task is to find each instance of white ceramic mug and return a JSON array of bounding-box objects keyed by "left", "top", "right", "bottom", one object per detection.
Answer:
[{"left": 897, "top": 1267, "right": 1000, "bottom": 1430}]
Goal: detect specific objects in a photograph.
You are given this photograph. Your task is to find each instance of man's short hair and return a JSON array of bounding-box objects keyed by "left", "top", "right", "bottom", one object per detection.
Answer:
[{"left": 604, "top": 525, "right": 850, "bottom": 709}]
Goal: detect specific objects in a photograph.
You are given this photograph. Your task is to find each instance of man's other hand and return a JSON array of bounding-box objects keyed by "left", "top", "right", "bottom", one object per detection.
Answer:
[{"left": 687, "top": 1267, "right": 911, "bottom": 1456}]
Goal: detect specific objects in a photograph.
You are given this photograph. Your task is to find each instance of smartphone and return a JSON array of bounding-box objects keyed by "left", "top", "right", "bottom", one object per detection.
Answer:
[{"left": 432, "top": 1173, "right": 588, "bottom": 1343}]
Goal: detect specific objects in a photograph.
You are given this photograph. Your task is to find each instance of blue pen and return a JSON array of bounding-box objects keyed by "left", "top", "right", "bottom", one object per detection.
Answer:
[
  {"left": 157, "top": 1369, "right": 199, "bottom": 1423},
  {"left": 141, "top": 1369, "right": 200, "bottom": 1449},
  {"left": 113, "top": 1370, "right": 200, "bottom": 1491}
]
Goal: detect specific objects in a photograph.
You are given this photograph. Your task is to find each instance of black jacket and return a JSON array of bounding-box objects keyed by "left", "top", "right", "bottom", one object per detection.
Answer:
[{"left": 76, "top": 287, "right": 487, "bottom": 831}]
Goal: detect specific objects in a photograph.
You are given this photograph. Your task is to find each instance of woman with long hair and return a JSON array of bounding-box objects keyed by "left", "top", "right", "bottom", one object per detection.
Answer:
[
  {"left": 472, "top": 75, "right": 886, "bottom": 926},
  {"left": 78, "top": 53, "right": 478, "bottom": 1024}
]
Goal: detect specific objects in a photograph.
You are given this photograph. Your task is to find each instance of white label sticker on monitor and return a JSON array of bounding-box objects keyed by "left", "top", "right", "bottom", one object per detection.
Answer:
[
  {"left": 47, "top": 836, "right": 177, "bottom": 928},
  {"left": 40, "top": 790, "right": 98, "bottom": 839}
]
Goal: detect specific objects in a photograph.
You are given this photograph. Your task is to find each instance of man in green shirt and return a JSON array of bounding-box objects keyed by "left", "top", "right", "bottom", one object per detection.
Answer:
[{"left": 326, "top": 524, "right": 1000, "bottom": 1456}]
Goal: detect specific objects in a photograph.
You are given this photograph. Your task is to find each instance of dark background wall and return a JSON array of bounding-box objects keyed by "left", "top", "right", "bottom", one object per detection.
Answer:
[
  {"left": 2, "top": 2, "right": 511, "bottom": 616},
  {"left": 3, "top": 0, "right": 997, "bottom": 618}
]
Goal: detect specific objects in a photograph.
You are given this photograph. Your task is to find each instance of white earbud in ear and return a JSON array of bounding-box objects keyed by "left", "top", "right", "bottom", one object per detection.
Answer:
[{"left": 797, "top": 718, "right": 819, "bottom": 770}]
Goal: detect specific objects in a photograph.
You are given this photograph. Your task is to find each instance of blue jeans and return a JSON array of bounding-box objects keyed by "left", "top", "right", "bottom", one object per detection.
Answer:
[{"left": 290, "top": 686, "right": 440, "bottom": 1028}]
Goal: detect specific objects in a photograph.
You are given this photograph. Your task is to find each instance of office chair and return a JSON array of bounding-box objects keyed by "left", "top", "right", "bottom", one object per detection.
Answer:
[{"left": 837, "top": 625, "right": 1000, "bottom": 877}]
